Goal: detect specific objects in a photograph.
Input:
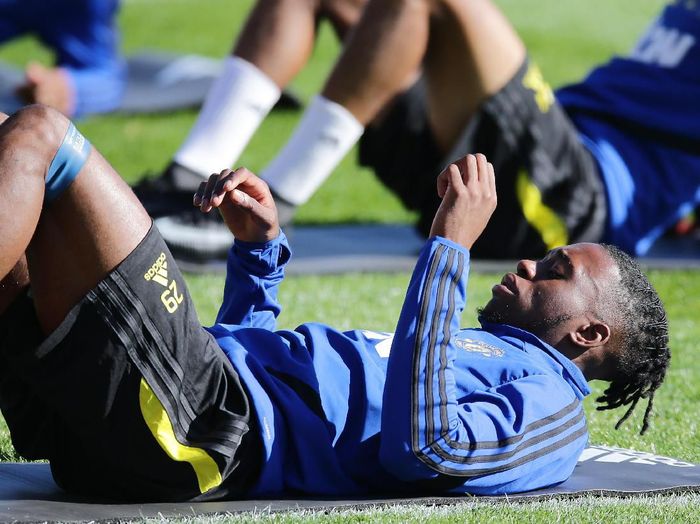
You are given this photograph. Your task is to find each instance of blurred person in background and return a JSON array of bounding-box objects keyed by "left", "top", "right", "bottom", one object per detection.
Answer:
[
  {"left": 0, "top": 0, "right": 125, "bottom": 117},
  {"left": 134, "top": 0, "right": 369, "bottom": 256},
  {"left": 141, "top": 0, "right": 699, "bottom": 263}
]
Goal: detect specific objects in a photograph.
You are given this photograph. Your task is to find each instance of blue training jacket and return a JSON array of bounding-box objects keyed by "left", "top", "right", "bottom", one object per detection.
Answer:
[
  {"left": 557, "top": 1, "right": 700, "bottom": 255},
  {"left": 206, "top": 232, "right": 590, "bottom": 497}
]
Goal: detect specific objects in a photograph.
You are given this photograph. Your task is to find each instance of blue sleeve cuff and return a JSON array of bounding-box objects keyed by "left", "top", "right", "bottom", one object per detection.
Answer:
[
  {"left": 63, "top": 61, "right": 126, "bottom": 117},
  {"left": 427, "top": 235, "right": 471, "bottom": 258},
  {"left": 231, "top": 230, "right": 292, "bottom": 276}
]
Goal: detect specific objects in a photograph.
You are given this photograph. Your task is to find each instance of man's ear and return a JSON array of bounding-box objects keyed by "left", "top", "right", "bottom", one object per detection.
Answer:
[{"left": 569, "top": 322, "right": 611, "bottom": 348}]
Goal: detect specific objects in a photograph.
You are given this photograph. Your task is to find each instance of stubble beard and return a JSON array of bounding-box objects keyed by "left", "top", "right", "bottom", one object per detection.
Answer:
[{"left": 477, "top": 305, "right": 571, "bottom": 338}]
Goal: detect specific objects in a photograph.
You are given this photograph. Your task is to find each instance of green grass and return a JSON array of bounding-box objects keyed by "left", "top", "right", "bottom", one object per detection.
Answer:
[
  {"left": 3, "top": 0, "right": 698, "bottom": 521},
  {"left": 152, "top": 494, "right": 700, "bottom": 523}
]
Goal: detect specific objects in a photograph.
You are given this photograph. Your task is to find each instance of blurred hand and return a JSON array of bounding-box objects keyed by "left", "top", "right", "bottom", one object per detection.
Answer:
[
  {"left": 16, "top": 62, "right": 74, "bottom": 116},
  {"left": 193, "top": 168, "right": 279, "bottom": 243},
  {"left": 429, "top": 153, "right": 497, "bottom": 249}
]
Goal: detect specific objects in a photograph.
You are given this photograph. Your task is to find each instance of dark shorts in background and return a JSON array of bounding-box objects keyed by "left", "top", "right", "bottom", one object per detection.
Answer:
[
  {"left": 0, "top": 226, "right": 260, "bottom": 501},
  {"left": 359, "top": 59, "right": 607, "bottom": 258}
]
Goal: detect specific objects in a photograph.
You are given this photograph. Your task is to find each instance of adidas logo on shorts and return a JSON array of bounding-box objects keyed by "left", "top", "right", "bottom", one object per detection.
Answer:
[
  {"left": 144, "top": 252, "right": 169, "bottom": 286},
  {"left": 144, "top": 252, "right": 185, "bottom": 314}
]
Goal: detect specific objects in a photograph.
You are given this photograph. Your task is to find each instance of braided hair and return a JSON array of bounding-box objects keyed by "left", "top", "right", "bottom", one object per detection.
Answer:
[{"left": 596, "top": 244, "right": 670, "bottom": 435}]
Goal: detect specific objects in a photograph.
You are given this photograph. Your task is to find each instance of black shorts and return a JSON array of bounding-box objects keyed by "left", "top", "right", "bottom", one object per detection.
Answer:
[
  {"left": 0, "top": 226, "right": 261, "bottom": 501},
  {"left": 359, "top": 59, "right": 607, "bottom": 258}
]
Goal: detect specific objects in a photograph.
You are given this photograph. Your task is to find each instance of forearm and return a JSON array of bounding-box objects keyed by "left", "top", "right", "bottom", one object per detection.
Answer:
[
  {"left": 380, "top": 236, "right": 470, "bottom": 481},
  {"left": 215, "top": 231, "right": 291, "bottom": 330}
]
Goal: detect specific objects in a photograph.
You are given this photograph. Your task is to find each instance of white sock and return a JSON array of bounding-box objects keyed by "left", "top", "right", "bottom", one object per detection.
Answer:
[
  {"left": 174, "top": 56, "right": 281, "bottom": 177},
  {"left": 262, "top": 95, "right": 364, "bottom": 205}
]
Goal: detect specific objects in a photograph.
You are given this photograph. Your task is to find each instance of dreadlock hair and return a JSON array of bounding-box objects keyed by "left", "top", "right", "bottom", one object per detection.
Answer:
[{"left": 595, "top": 244, "right": 670, "bottom": 435}]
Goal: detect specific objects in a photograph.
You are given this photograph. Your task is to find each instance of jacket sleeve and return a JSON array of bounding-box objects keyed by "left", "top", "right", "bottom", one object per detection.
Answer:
[
  {"left": 379, "top": 237, "right": 587, "bottom": 492},
  {"left": 215, "top": 231, "right": 291, "bottom": 330}
]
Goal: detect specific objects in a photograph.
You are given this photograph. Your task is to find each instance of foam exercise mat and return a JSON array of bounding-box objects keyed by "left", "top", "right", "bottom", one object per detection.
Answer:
[
  {"left": 175, "top": 224, "right": 700, "bottom": 276},
  {"left": 0, "top": 52, "right": 301, "bottom": 115},
  {"left": 0, "top": 446, "right": 698, "bottom": 522}
]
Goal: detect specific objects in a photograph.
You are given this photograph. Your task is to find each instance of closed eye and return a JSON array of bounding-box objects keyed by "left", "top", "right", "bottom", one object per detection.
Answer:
[
  {"left": 548, "top": 261, "right": 572, "bottom": 279},
  {"left": 540, "top": 248, "right": 572, "bottom": 279}
]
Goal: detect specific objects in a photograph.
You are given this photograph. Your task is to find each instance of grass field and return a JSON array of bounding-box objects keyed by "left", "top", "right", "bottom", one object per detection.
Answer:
[{"left": 3, "top": 0, "right": 700, "bottom": 521}]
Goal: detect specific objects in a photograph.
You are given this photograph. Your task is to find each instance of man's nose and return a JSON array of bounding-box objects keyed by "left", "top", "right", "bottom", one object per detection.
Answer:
[{"left": 516, "top": 259, "right": 536, "bottom": 279}]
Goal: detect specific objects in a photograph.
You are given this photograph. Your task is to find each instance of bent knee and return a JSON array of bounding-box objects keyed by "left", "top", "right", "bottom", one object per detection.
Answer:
[
  {"left": 0, "top": 105, "right": 72, "bottom": 189},
  {"left": 5, "top": 104, "right": 69, "bottom": 157},
  {"left": 322, "top": 0, "right": 437, "bottom": 36},
  {"left": 257, "top": 0, "right": 323, "bottom": 11},
  {"left": 371, "top": 0, "right": 459, "bottom": 15},
  {"left": 320, "top": 0, "right": 368, "bottom": 17}
]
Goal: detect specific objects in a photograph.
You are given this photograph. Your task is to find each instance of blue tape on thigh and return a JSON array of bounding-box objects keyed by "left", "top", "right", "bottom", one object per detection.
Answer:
[{"left": 44, "top": 122, "right": 92, "bottom": 203}]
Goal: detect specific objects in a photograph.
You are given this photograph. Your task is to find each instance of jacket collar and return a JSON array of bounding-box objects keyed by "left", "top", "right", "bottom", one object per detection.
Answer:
[{"left": 479, "top": 319, "right": 591, "bottom": 398}]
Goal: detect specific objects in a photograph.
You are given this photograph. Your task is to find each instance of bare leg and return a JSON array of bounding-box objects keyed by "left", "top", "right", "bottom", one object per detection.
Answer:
[
  {"left": 234, "top": 0, "right": 367, "bottom": 87},
  {"left": 321, "top": 0, "right": 524, "bottom": 150},
  {"left": 0, "top": 257, "right": 29, "bottom": 317},
  {"left": 166, "top": 0, "right": 370, "bottom": 185},
  {"left": 0, "top": 105, "right": 151, "bottom": 333},
  {"left": 0, "top": 111, "right": 29, "bottom": 317},
  {"left": 0, "top": 110, "right": 51, "bottom": 280},
  {"left": 260, "top": 0, "right": 429, "bottom": 206},
  {"left": 323, "top": 0, "right": 368, "bottom": 41},
  {"left": 423, "top": 0, "right": 525, "bottom": 151},
  {"left": 323, "top": 0, "right": 431, "bottom": 123}
]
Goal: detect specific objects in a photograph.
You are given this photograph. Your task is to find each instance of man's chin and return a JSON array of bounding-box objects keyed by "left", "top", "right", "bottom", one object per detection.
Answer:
[{"left": 477, "top": 305, "right": 509, "bottom": 325}]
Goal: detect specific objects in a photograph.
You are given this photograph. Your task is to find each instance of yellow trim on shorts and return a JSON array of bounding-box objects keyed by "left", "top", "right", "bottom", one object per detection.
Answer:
[
  {"left": 139, "top": 378, "right": 222, "bottom": 494},
  {"left": 516, "top": 170, "right": 568, "bottom": 251},
  {"left": 522, "top": 62, "right": 554, "bottom": 113}
]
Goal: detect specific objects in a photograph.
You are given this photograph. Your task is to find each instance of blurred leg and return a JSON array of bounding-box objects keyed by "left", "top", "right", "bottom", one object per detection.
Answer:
[
  {"left": 265, "top": 0, "right": 518, "bottom": 205},
  {"left": 237, "top": 0, "right": 369, "bottom": 83},
  {"left": 353, "top": 0, "right": 528, "bottom": 241},
  {"left": 423, "top": 0, "right": 525, "bottom": 152},
  {"left": 141, "top": 0, "right": 371, "bottom": 259},
  {"left": 323, "top": 0, "right": 524, "bottom": 146},
  {"left": 322, "top": 0, "right": 370, "bottom": 41},
  {"left": 234, "top": 0, "right": 324, "bottom": 86},
  {"left": 262, "top": 0, "right": 429, "bottom": 206},
  {"left": 262, "top": 0, "right": 521, "bottom": 214},
  {"left": 174, "top": 0, "right": 336, "bottom": 179},
  {"left": 323, "top": 0, "right": 431, "bottom": 124}
]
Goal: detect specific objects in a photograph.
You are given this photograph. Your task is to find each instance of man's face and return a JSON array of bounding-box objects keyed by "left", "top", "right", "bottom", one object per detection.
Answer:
[{"left": 479, "top": 243, "right": 618, "bottom": 343}]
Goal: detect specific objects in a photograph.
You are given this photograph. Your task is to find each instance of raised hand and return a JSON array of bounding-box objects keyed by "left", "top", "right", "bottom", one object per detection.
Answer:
[
  {"left": 193, "top": 167, "right": 280, "bottom": 243},
  {"left": 429, "top": 153, "right": 497, "bottom": 249}
]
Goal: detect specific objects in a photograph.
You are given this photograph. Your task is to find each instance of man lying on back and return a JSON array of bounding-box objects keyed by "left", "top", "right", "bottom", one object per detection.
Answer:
[{"left": 0, "top": 106, "right": 669, "bottom": 500}]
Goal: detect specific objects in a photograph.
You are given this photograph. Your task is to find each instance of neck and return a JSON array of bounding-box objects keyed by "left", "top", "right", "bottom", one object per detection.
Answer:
[
  {"left": 550, "top": 336, "right": 609, "bottom": 381},
  {"left": 571, "top": 347, "right": 612, "bottom": 381}
]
